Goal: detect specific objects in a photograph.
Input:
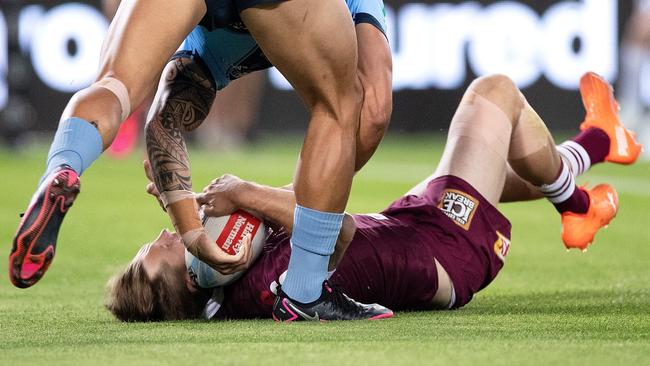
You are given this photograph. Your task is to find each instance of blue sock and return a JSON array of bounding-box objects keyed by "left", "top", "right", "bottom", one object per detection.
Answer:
[
  {"left": 282, "top": 205, "right": 343, "bottom": 303},
  {"left": 41, "top": 117, "right": 103, "bottom": 184}
]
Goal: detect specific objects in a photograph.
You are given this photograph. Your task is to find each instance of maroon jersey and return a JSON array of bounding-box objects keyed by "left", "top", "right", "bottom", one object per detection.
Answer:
[{"left": 214, "top": 176, "right": 511, "bottom": 319}]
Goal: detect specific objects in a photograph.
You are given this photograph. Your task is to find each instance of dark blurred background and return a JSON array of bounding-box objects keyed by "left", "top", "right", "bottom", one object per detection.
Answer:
[{"left": 0, "top": 0, "right": 638, "bottom": 148}]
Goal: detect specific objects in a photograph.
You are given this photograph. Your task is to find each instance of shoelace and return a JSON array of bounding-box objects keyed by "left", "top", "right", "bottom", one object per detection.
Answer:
[{"left": 327, "top": 284, "right": 364, "bottom": 314}]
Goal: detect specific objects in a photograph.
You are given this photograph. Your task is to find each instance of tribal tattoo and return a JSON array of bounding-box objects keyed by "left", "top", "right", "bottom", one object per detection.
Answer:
[{"left": 145, "top": 57, "right": 216, "bottom": 193}]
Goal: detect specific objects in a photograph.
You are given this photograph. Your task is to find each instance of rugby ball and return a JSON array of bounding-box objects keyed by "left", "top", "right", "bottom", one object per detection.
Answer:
[{"left": 185, "top": 210, "right": 268, "bottom": 288}]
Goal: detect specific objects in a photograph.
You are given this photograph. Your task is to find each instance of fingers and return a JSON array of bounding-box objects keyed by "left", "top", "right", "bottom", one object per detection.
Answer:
[
  {"left": 195, "top": 192, "right": 207, "bottom": 205},
  {"left": 143, "top": 160, "right": 155, "bottom": 182},
  {"left": 189, "top": 225, "right": 252, "bottom": 275},
  {"left": 202, "top": 205, "right": 218, "bottom": 217},
  {"left": 202, "top": 203, "right": 231, "bottom": 217},
  {"left": 145, "top": 182, "right": 166, "bottom": 211},
  {"left": 143, "top": 161, "right": 166, "bottom": 211},
  {"left": 146, "top": 182, "right": 158, "bottom": 196},
  {"left": 211, "top": 234, "right": 252, "bottom": 274},
  {"left": 241, "top": 233, "right": 253, "bottom": 266},
  {"left": 243, "top": 233, "right": 253, "bottom": 266},
  {"left": 210, "top": 174, "right": 229, "bottom": 185}
]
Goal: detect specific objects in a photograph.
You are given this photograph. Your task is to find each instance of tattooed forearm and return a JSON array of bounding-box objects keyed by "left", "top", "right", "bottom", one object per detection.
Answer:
[{"left": 145, "top": 57, "right": 216, "bottom": 193}]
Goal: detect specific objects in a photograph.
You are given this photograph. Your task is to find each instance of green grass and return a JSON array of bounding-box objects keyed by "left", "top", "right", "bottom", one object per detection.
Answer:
[{"left": 0, "top": 135, "right": 649, "bottom": 366}]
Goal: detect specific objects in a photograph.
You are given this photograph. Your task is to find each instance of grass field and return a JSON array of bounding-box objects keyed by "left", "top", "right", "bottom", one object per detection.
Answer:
[{"left": 1, "top": 135, "right": 649, "bottom": 366}]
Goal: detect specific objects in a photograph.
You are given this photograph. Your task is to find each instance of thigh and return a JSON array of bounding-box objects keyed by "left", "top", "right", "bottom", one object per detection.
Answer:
[
  {"left": 407, "top": 93, "right": 512, "bottom": 206},
  {"left": 98, "top": 0, "right": 207, "bottom": 109},
  {"left": 239, "top": 0, "right": 359, "bottom": 109}
]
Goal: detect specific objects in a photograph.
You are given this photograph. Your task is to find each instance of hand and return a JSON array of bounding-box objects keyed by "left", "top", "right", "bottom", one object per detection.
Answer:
[
  {"left": 143, "top": 160, "right": 165, "bottom": 211},
  {"left": 186, "top": 230, "right": 254, "bottom": 275},
  {"left": 196, "top": 174, "right": 246, "bottom": 217}
]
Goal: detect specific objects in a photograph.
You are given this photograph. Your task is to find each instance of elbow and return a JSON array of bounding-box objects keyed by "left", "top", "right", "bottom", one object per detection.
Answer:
[{"left": 148, "top": 58, "right": 216, "bottom": 133}]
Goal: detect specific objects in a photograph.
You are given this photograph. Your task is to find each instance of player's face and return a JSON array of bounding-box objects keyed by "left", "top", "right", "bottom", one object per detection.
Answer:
[{"left": 135, "top": 229, "right": 186, "bottom": 280}]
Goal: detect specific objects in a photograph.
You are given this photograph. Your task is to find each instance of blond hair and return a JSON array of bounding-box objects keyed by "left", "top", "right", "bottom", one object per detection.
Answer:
[{"left": 105, "top": 259, "right": 208, "bottom": 322}]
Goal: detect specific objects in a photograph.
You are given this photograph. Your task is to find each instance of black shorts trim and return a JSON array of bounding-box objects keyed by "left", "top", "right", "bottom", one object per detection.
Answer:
[
  {"left": 235, "top": 0, "right": 284, "bottom": 11},
  {"left": 201, "top": 0, "right": 285, "bottom": 30},
  {"left": 354, "top": 12, "right": 387, "bottom": 37},
  {"left": 170, "top": 50, "right": 217, "bottom": 91},
  {"left": 203, "top": 0, "right": 284, "bottom": 14}
]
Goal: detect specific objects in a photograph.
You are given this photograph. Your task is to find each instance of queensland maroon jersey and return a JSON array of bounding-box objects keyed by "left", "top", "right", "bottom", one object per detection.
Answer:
[{"left": 214, "top": 176, "right": 512, "bottom": 319}]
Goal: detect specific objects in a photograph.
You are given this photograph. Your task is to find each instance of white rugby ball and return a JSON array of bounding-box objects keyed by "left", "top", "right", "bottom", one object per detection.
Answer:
[{"left": 185, "top": 210, "right": 268, "bottom": 288}]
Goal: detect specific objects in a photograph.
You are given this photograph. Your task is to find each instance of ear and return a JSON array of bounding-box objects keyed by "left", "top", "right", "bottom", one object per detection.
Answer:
[{"left": 184, "top": 272, "right": 200, "bottom": 294}]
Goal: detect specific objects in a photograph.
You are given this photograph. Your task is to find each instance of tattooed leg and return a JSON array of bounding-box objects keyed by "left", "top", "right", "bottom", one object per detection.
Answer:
[{"left": 145, "top": 55, "right": 216, "bottom": 194}]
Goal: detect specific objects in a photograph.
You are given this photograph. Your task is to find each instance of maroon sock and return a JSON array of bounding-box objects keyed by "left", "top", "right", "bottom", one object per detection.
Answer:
[
  {"left": 554, "top": 187, "right": 590, "bottom": 214},
  {"left": 557, "top": 128, "right": 610, "bottom": 177},
  {"left": 573, "top": 127, "right": 611, "bottom": 164},
  {"left": 539, "top": 162, "right": 590, "bottom": 214}
]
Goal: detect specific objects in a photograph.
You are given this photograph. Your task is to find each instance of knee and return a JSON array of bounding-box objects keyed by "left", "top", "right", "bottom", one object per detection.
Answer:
[
  {"left": 64, "top": 85, "right": 123, "bottom": 129},
  {"left": 145, "top": 62, "right": 178, "bottom": 135},
  {"left": 469, "top": 74, "right": 523, "bottom": 122},
  {"left": 471, "top": 74, "right": 520, "bottom": 101}
]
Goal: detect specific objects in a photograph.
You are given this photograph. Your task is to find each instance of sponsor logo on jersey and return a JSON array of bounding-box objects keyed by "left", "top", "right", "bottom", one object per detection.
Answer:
[
  {"left": 215, "top": 210, "right": 262, "bottom": 255},
  {"left": 438, "top": 189, "right": 478, "bottom": 230},
  {"left": 493, "top": 231, "right": 511, "bottom": 262},
  {"left": 365, "top": 213, "right": 389, "bottom": 221}
]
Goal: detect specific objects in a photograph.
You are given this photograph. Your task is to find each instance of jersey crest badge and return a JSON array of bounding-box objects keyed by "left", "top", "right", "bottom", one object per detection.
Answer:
[
  {"left": 438, "top": 189, "right": 479, "bottom": 230},
  {"left": 493, "top": 231, "right": 511, "bottom": 262}
]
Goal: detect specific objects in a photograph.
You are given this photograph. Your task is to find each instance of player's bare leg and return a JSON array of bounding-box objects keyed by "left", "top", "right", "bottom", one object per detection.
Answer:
[
  {"left": 499, "top": 73, "right": 637, "bottom": 250},
  {"left": 414, "top": 74, "right": 626, "bottom": 252},
  {"left": 9, "top": 0, "right": 207, "bottom": 288},
  {"left": 481, "top": 75, "right": 618, "bottom": 250},
  {"left": 405, "top": 75, "right": 518, "bottom": 309},
  {"left": 408, "top": 75, "right": 516, "bottom": 204},
  {"left": 241, "top": 1, "right": 392, "bottom": 321},
  {"left": 502, "top": 73, "right": 642, "bottom": 203},
  {"left": 404, "top": 74, "right": 622, "bottom": 308},
  {"left": 354, "top": 23, "right": 393, "bottom": 171}
]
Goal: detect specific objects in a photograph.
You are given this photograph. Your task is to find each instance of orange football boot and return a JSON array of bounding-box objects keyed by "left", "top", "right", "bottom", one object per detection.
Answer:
[
  {"left": 561, "top": 184, "right": 619, "bottom": 251},
  {"left": 579, "top": 72, "right": 643, "bottom": 164}
]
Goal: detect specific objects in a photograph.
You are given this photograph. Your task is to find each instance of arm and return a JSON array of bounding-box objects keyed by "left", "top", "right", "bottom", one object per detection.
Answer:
[
  {"left": 197, "top": 175, "right": 357, "bottom": 270},
  {"left": 145, "top": 56, "right": 251, "bottom": 274},
  {"left": 354, "top": 23, "right": 393, "bottom": 171}
]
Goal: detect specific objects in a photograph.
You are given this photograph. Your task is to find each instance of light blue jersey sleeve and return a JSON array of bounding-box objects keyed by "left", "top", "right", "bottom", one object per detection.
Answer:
[{"left": 346, "top": 0, "right": 387, "bottom": 35}]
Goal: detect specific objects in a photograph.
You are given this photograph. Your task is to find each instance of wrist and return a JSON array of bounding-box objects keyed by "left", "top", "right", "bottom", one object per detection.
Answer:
[
  {"left": 232, "top": 181, "right": 258, "bottom": 209},
  {"left": 167, "top": 197, "right": 202, "bottom": 234}
]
